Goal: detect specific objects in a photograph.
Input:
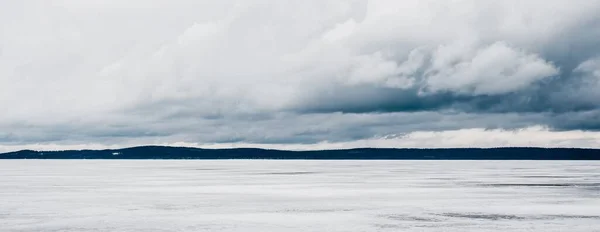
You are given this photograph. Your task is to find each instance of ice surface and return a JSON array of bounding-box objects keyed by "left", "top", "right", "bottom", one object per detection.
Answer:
[{"left": 1, "top": 160, "right": 599, "bottom": 231}]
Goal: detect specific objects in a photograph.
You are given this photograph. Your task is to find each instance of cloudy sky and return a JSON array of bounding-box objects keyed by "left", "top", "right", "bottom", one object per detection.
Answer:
[{"left": 2, "top": 0, "right": 600, "bottom": 152}]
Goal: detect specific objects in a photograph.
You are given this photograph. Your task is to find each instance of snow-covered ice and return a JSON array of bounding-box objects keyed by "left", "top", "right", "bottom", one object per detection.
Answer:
[{"left": 1, "top": 160, "right": 599, "bottom": 231}]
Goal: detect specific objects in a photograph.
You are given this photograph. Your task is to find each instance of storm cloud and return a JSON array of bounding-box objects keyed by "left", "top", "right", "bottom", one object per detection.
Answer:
[{"left": 1, "top": 0, "right": 600, "bottom": 151}]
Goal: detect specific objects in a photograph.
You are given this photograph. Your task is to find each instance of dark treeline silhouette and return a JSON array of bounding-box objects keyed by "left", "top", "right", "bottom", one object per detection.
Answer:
[{"left": 1, "top": 146, "right": 600, "bottom": 160}]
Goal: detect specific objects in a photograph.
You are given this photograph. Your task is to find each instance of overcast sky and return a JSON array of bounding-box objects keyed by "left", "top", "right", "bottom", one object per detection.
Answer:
[{"left": 2, "top": 0, "right": 600, "bottom": 152}]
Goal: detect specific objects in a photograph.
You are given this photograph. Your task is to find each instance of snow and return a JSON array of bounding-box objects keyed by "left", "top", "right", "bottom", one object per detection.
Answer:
[{"left": 1, "top": 160, "right": 599, "bottom": 231}]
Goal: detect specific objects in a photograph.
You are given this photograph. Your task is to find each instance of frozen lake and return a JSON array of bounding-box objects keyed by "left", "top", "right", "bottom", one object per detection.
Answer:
[{"left": 1, "top": 160, "right": 599, "bottom": 231}]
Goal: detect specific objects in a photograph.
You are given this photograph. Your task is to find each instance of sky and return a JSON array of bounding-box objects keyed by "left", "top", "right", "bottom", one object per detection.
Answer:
[{"left": 1, "top": 0, "right": 600, "bottom": 152}]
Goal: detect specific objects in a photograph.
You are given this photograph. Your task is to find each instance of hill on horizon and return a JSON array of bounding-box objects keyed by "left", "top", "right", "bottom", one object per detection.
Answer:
[{"left": 1, "top": 146, "right": 600, "bottom": 160}]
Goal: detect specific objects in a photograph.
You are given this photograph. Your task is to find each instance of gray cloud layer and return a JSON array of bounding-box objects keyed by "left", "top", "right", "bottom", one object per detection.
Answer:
[{"left": 1, "top": 0, "right": 600, "bottom": 148}]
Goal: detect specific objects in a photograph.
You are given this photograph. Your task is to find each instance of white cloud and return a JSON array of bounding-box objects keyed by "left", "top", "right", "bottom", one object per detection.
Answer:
[
  {"left": 205, "top": 125, "right": 600, "bottom": 150},
  {"left": 1, "top": 0, "right": 600, "bottom": 148},
  {"left": 424, "top": 42, "right": 559, "bottom": 95},
  {"left": 575, "top": 57, "right": 600, "bottom": 78},
  {"left": 2, "top": 126, "right": 600, "bottom": 153}
]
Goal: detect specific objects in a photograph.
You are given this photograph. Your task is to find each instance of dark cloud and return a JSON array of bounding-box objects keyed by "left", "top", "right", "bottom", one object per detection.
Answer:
[
  {"left": 550, "top": 111, "right": 600, "bottom": 131},
  {"left": 0, "top": 111, "right": 551, "bottom": 145}
]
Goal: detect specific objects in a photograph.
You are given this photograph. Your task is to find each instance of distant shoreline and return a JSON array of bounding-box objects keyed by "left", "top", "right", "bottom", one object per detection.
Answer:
[{"left": 2, "top": 146, "right": 599, "bottom": 160}]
